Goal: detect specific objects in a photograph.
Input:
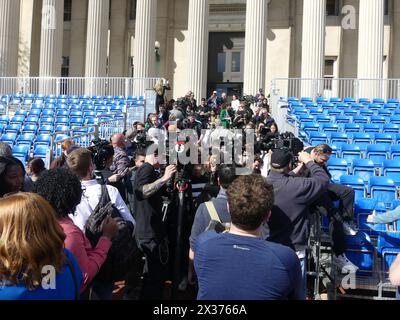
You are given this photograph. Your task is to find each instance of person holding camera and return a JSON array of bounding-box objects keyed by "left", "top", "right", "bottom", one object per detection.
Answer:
[
  {"left": 154, "top": 78, "right": 171, "bottom": 114},
  {"left": 266, "top": 148, "right": 330, "bottom": 295},
  {"left": 133, "top": 144, "right": 177, "bottom": 300}
]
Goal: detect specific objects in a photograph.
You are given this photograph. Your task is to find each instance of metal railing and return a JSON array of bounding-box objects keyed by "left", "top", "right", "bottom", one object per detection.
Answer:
[
  {"left": 0, "top": 77, "right": 161, "bottom": 97},
  {"left": 271, "top": 78, "right": 400, "bottom": 101}
]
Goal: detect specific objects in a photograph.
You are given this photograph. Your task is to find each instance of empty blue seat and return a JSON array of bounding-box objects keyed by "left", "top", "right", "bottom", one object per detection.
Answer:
[
  {"left": 366, "top": 144, "right": 389, "bottom": 165},
  {"left": 359, "top": 108, "right": 374, "bottom": 117},
  {"left": 329, "top": 132, "right": 348, "bottom": 144},
  {"left": 383, "top": 123, "right": 399, "bottom": 133},
  {"left": 298, "top": 114, "right": 314, "bottom": 123},
  {"left": 387, "top": 99, "right": 399, "bottom": 104},
  {"left": 326, "top": 108, "right": 342, "bottom": 116},
  {"left": 343, "top": 108, "right": 357, "bottom": 116},
  {"left": 308, "top": 132, "right": 328, "bottom": 145},
  {"left": 355, "top": 198, "right": 387, "bottom": 235},
  {"left": 340, "top": 175, "right": 366, "bottom": 199},
  {"left": 291, "top": 107, "right": 308, "bottom": 116},
  {"left": 301, "top": 97, "right": 313, "bottom": 103},
  {"left": 327, "top": 158, "right": 348, "bottom": 182},
  {"left": 22, "top": 124, "right": 38, "bottom": 134},
  {"left": 330, "top": 97, "right": 342, "bottom": 104},
  {"left": 374, "top": 133, "right": 394, "bottom": 146},
  {"left": 321, "top": 102, "right": 335, "bottom": 109},
  {"left": 334, "top": 115, "right": 351, "bottom": 124},
  {"left": 25, "top": 116, "right": 39, "bottom": 124},
  {"left": 14, "top": 110, "right": 28, "bottom": 117},
  {"left": 362, "top": 123, "right": 382, "bottom": 133},
  {"left": 370, "top": 115, "right": 387, "bottom": 124},
  {"left": 373, "top": 98, "right": 385, "bottom": 104},
  {"left": 17, "top": 133, "right": 35, "bottom": 146},
  {"left": 314, "top": 115, "right": 331, "bottom": 123},
  {"left": 0, "top": 115, "right": 8, "bottom": 125},
  {"left": 305, "top": 102, "right": 318, "bottom": 108},
  {"left": 29, "top": 109, "right": 41, "bottom": 116},
  {"left": 377, "top": 232, "right": 400, "bottom": 277},
  {"left": 0, "top": 133, "right": 17, "bottom": 145},
  {"left": 350, "top": 132, "right": 374, "bottom": 144},
  {"left": 316, "top": 97, "right": 328, "bottom": 104},
  {"left": 369, "top": 176, "right": 400, "bottom": 206},
  {"left": 358, "top": 98, "right": 371, "bottom": 104},
  {"left": 351, "top": 159, "right": 375, "bottom": 181},
  {"left": 39, "top": 125, "right": 54, "bottom": 134},
  {"left": 341, "top": 143, "right": 366, "bottom": 163},
  {"left": 378, "top": 109, "right": 392, "bottom": 117},
  {"left": 70, "top": 118, "right": 84, "bottom": 126},
  {"left": 42, "top": 110, "right": 55, "bottom": 117},
  {"left": 384, "top": 103, "right": 398, "bottom": 111},
  {"left": 344, "top": 232, "right": 374, "bottom": 275},
  {"left": 352, "top": 115, "right": 369, "bottom": 124},
  {"left": 56, "top": 110, "right": 69, "bottom": 117},
  {"left": 344, "top": 97, "right": 356, "bottom": 104},
  {"left": 301, "top": 122, "right": 320, "bottom": 134},
  {"left": 33, "top": 145, "right": 48, "bottom": 158},
  {"left": 35, "top": 134, "right": 52, "bottom": 147},
  {"left": 390, "top": 145, "right": 400, "bottom": 160},
  {"left": 336, "top": 103, "right": 349, "bottom": 110},
  {"left": 343, "top": 123, "right": 361, "bottom": 132},
  {"left": 389, "top": 115, "right": 400, "bottom": 125},
  {"left": 12, "top": 145, "right": 30, "bottom": 161},
  {"left": 55, "top": 125, "right": 70, "bottom": 133},
  {"left": 382, "top": 160, "right": 400, "bottom": 181},
  {"left": 5, "top": 124, "right": 21, "bottom": 134},
  {"left": 10, "top": 115, "right": 25, "bottom": 124},
  {"left": 55, "top": 117, "right": 70, "bottom": 125},
  {"left": 320, "top": 123, "right": 339, "bottom": 132},
  {"left": 41, "top": 117, "right": 54, "bottom": 125},
  {"left": 70, "top": 111, "right": 83, "bottom": 118}
]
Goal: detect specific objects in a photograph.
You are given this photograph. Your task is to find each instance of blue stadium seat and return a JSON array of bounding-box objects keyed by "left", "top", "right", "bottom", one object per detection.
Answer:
[
  {"left": 369, "top": 176, "right": 400, "bottom": 206},
  {"left": 373, "top": 98, "right": 385, "bottom": 104},
  {"left": 378, "top": 109, "right": 392, "bottom": 117},
  {"left": 56, "top": 110, "right": 69, "bottom": 117},
  {"left": 352, "top": 115, "right": 369, "bottom": 124},
  {"left": 301, "top": 97, "right": 313, "bottom": 103},
  {"left": 0, "top": 133, "right": 17, "bottom": 146},
  {"left": 34, "top": 134, "right": 52, "bottom": 147},
  {"left": 22, "top": 124, "right": 38, "bottom": 134},
  {"left": 308, "top": 132, "right": 328, "bottom": 145},
  {"left": 327, "top": 158, "right": 348, "bottom": 182},
  {"left": 350, "top": 132, "right": 374, "bottom": 144},
  {"left": 377, "top": 233, "right": 400, "bottom": 278},
  {"left": 330, "top": 97, "right": 342, "bottom": 104},
  {"left": 336, "top": 103, "right": 349, "bottom": 110},
  {"left": 334, "top": 115, "right": 351, "bottom": 124},
  {"left": 384, "top": 103, "right": 398, "bottom": 111},
  {"left": 316, "top": 97, "right": 328, "bottom": 104},
  {"left": 359, "top": 108, "right": 374, "bottom": 117},
  {"left": 55, "top": 117, "right": 70, "bottom": 125},
  {"left": 29, "top": 109, "right": 41, "bottom": 117},
  {"left": 343, "top": 108, "right": 358, "bottom": 117},
  {"left": 55, "top": 125, "right": 71, "bottom": 133},
  {"left": 17, "top": 133, "right": 35, "bottom": 146},
  {"left": 25, "top": 116, "right": 39, "bottom": 124},
  {"left": 350, "top": 103, "right": 364, "bottom": 110},
  {"left": 320, "top": 123, "right": 339, "bottom": 132},
  {"left": 56, "top": 104, "right": 69, "bottom": 110},
  {"left": 374, "top": 133, "right": 395, "bottom": 146},
  {"left": 33, "top": 145, "right": 48, "bottom": 158},
  {"left": 390, "top": 145, "right": 400, "bottom": 160},
  {"left": 355, "top": 198, "right": 387, "bottom": 235},
  {"left": 70, "top": 118, "right": 84, "bottom": 126},
  {"left": 297, "top": 114, "right": 314, "bottom": 123},
  {"left": 351, "top": 159, "right": 375, "bottom": 181},
  {"left": 362, "top": 123, "right": 382, "bottom": 133},
  {"left": 370, "top": 115, "right": 387, "bottom": 124},
  {"left": 344, "top": 232, "right": 374, "bottom": 275},
  {"left": 70, "top": 104, "right": 82, "bottom": 111},
  {"left": 12, "top": 145, "right": 30, "bottom": 161},
  {"left": 387, "top": 99, "right": 399, "bottom": 104},
  {"left": 383, "top": 123, "right": 399, "bottom": 133},
  {"left": 305, "top": 102, "right": 318, "bottom": 108},
  {"left": 10, "top": 115, "right": 25, "bottom": 124},
  {"left": 341, "top": 143, "right": 366, "bottom": 162},
  {"left": 14, "top": 110, "right": 29, "bottom": 117},
  {"left": 390, "top": 115, "right": 400, "bottom": 125},
  {"left": 70, "top": 111, "right": 83, "bottom": 118},
  {"left": 5, "top": 124, "right": 21, "bottom": 134},
  {"left": 326, "top": 108, "right": 342, "bottom": 116},
  {"left": 301, "top": 122, "right": 320, "bottom": 134},
  {"left": 38, "top": 125, "right": 54, "bottom": 134},
  {"left": 340, "top": 175, "right": 366, "bottom": 199},
  {"left": 382, "top": 160, "right": 400, "bottom": 181},
  {"left": 321, "top": 102, "right": 335, "bottom": 109},
  {"left": 358, "top": 98, "right": 371, "bottom": 104},
  {"left": 85, "top": 118, "right": 96, "bottom": 125},
  {"left": 344, "top": 97, "right": 356, "bottom": 104},
  {"left": 329, "top": 132, "right": 348, "bottom": 144},
  {"left": 42, "top": 110, "right": 55, "bottom": 117},
  {"left": 366, "top": 144, "right": 389, "bottom": 166},
  {"left": 0, "top": 115, "right": 10, "bottom": 125}
]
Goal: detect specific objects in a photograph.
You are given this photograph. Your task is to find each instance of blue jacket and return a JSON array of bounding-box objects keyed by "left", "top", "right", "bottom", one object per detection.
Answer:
[{"left": 0, "top": 249, "right": 83, "bottom": 300}]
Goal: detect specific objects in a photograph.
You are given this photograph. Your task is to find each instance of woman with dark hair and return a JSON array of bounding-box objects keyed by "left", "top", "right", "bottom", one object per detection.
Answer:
[
  {"left": 0, "top": 192, "right": 83, "bottom": 299},
  {"left": 0, "top": 156, "right": 25, "bottom": 197},
  {"left": 34, "top": 168, "right": 118, "bottom": 294},
  {"left": 26, "top": 158, "right": 47, "bottom": 182}
]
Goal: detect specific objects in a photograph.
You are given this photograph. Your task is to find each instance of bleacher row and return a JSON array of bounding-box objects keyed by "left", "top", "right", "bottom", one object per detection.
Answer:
[
  {"left": 0, "top": 94, "right": 146, "bottom": 165},
  {"left": 288, "top": 96, "right": 400, "bottom": 282}
]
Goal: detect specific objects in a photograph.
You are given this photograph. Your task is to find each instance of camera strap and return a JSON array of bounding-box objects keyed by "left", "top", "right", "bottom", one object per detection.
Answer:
[{"left": 162, "top": 200, "right": 170, "bottom": 222}]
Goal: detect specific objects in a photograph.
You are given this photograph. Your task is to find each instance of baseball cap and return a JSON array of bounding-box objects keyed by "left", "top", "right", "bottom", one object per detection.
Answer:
[{"left": 271, "top": 149, "right": 293, "bottom": 168}]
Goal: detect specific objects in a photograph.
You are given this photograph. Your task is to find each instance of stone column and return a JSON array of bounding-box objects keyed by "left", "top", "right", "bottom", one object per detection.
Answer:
[
  {"left": 109, "top": 0, "right": 127, "bottom": 77},
  {"left": 70, "top": 0, "right": 88, "bottom": 77},
  {"left": 85, "top": 0, "right": 110, "bottom": 95},
  {"left": 39, "top": 0, "right": 64, "bottom": 94},
  {"left": 0, "top": 0, "right": 20, "bottom": 77},
  {"left": 357, "top": 0, "right": 384, "bottom": 99},
  {"left": 187, "top": 0, "right": 209, "bottom": 101},
  {"left": 133, "top": 0, "right": 157, "bottom": 96},
  {"left": 243, "top": 0, "right": 268, "bottom": 96},
  {"left": 301, "top": 0, "right": 326, "bottom": 98}
]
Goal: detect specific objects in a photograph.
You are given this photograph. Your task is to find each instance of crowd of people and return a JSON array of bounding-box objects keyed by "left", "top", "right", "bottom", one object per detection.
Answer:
[{"left": 0, "top": 87, "right": 400, "bottom": 301}]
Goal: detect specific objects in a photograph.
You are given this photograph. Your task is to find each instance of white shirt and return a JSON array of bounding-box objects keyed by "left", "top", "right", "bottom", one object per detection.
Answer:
[
  {"left": 70, "top": 179, "right": 135, "bottom": 231},
  {"left": 231, "top": 100, "right": 240, "bottom": 112}
]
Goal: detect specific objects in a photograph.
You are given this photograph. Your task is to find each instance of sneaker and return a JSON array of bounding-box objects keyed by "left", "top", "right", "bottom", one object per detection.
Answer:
[
  {"left": 333, "top": 254, "right": 359, "bottom": 273},
  {"left": 342, "top": 221, "right": 357, "bottom": 236}
]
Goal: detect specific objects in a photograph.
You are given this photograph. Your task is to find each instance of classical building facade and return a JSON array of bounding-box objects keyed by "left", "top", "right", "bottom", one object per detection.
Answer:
[{"left": 1, "top": 0, "right": 399, "bottom": 99}]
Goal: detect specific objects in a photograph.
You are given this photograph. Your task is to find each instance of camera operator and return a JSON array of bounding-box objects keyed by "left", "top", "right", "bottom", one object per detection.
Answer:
[
  {"left": 297, "top": 144, "right": 358, "bottom": 271},
  {"left": 133, "top": 144, "right": 177, "bottom": 300},
  {"left": 266, "top": 148, "right": 330, "bottom": 295}
]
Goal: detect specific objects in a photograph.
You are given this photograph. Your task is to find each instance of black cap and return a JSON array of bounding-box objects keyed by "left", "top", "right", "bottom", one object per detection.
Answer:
[{"left": 271, "top": 149, "right": 293, "bottom": 168}]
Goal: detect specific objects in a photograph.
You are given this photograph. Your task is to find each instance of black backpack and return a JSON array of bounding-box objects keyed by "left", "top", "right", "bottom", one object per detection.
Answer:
[{"left": 85, "top": 184, "right": 138, "bottom": 282}]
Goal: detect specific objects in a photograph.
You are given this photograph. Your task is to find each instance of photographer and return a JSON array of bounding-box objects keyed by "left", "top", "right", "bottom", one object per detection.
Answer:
[
  {"left": 133, "top": 144, "right": 177, "bottom": 300},
  {"left": 298, "top": 144, "right": 358, "bottom": 271},
  {"left": 266, "top": 148, "right": 330, "bottom": 295},
  {"left": 154, "top": 78, "right": 171, "bottom": 114}
]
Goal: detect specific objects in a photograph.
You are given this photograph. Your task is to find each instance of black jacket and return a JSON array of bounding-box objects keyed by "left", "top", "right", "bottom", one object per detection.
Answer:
[{"left": 266, "top": 162, "right": 330, "bottom": 252}]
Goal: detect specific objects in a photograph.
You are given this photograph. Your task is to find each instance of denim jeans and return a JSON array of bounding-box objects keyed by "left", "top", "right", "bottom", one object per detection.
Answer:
[{"left": 299, "top": 256, "right": 307, "bottom": 297}]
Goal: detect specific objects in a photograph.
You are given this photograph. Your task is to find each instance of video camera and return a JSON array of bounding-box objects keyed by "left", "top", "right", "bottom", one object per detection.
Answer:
[
  {"left": 258, "top": 131, "right": 304, "bottom": 159},
  {"left": 88, "top": 138, "right": 114, "bottom": 171}
]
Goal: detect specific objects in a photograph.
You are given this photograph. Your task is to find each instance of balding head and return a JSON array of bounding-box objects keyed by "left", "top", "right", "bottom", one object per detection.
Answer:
[{"left": 111, "top": 134, "right": 126, "bottom": 148}]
